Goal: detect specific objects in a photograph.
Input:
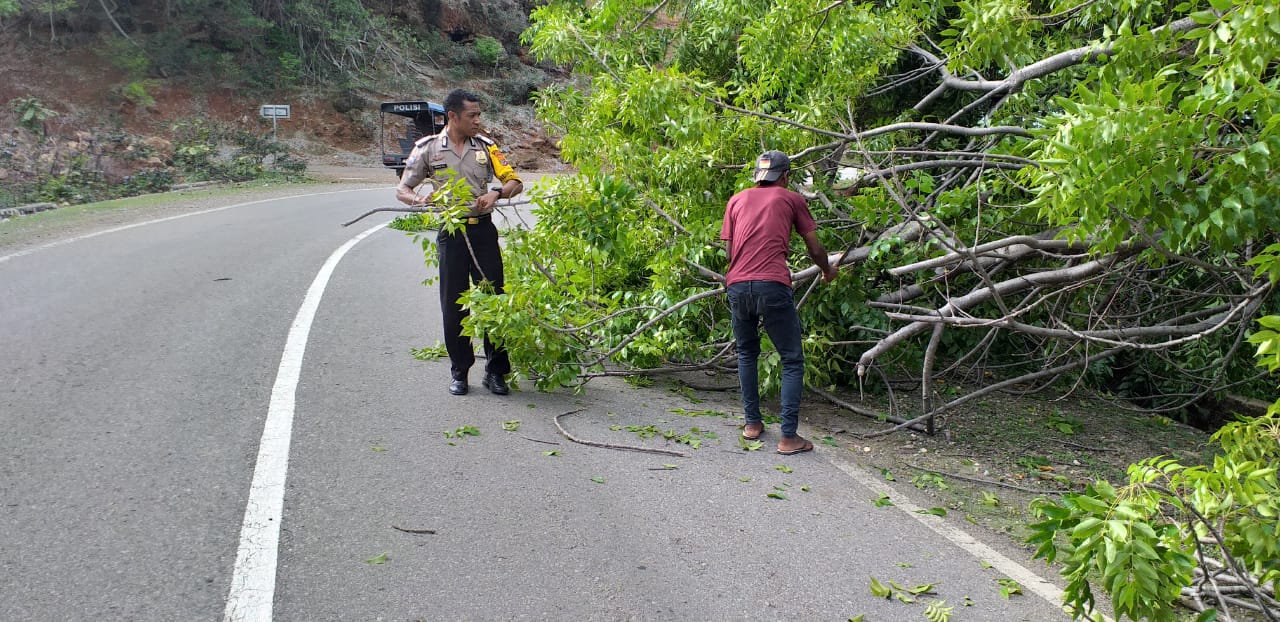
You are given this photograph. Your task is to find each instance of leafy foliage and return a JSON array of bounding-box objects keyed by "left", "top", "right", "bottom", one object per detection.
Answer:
[
  {"left": 474, "top": 36, "right": 506, "bottom": 68},
  {"left": 495, "top": 0, "right": 1280, "bottom": 431},
  {"left": 11, "top": 97, "right": 57, "bottom": 135},
  {"left": 1030, "top": 309, "right": 1280, "bottom": 620},
  {"left": 171, "top": 118, "right": 307, "bottom": 182}
]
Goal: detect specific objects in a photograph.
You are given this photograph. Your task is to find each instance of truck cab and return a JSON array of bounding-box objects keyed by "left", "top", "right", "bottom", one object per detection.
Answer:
[{"left": 379, "top": 101, "right": 447, "bottom": 178}]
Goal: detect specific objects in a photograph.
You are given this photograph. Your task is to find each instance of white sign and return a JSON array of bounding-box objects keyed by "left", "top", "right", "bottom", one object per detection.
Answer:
[{"left": 259, "top": 104, "right": 291, "bottom": 119}]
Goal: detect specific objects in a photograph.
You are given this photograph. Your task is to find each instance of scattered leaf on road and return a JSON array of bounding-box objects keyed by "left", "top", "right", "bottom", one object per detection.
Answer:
[{"left": 870, "top": 577, "right": 891, "bottom": 598}]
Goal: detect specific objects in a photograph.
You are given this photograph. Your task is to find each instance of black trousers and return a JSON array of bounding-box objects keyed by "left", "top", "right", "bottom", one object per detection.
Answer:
[{"left": 436, "top": 218, "right": 510, "bottom": 379}]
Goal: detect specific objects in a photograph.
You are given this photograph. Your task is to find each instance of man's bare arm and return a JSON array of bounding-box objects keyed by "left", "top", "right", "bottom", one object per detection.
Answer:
[{"left": 801, "top": 230, "right": 838, "bottom": 282}]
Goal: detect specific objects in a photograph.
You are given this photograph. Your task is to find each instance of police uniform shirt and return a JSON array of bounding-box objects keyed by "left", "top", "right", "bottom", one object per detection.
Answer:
[{"left": 400, "top": 130, "right": 520, "bottom": 212}]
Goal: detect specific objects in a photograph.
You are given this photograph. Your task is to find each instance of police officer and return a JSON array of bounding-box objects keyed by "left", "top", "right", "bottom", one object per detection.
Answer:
[{"left": 396, "top": 89, "right": 523, "bottom": 396}]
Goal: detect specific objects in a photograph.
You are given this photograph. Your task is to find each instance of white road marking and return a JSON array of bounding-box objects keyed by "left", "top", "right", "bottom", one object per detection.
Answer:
[
  {"left": 825, "top": 454, "right": 1113, "bottom": 622},
  {"left": 222, "top": 222, "right": 386, "bottom": 622},
  {"left": 0, "top": 187, "right": 388, "bottom": 264}
]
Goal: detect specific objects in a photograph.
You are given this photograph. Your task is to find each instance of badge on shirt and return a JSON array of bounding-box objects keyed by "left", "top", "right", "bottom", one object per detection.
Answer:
[{"left": 475, "top": 151, "right": 488, "bottom": 165}]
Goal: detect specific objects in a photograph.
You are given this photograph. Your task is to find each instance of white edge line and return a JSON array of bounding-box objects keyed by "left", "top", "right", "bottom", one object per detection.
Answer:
[
  {"left": 222, "top": 222, "right": 386, "bottom": 622},
  {"left": 0, "top": 187, "right": 389, "bottom": 265},
  {"left": 825, "top": 453, "right": 1114, "bottom": 622}
]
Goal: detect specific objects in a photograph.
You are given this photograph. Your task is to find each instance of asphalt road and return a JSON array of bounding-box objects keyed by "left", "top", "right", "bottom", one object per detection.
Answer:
[{"left": 0, "top": 185, "right": 1075, "bottom": 621}]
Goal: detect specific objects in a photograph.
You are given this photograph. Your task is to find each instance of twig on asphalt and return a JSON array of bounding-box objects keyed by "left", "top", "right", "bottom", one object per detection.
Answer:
[
  {"left": 553, "top": 409, "right": 689, "bottom": 457},
  {"left": 521, "top": 436, "right": 561, "bottom": 445},
  {"left": 391, "top": 525, "right": 437, "bottom": 535}
]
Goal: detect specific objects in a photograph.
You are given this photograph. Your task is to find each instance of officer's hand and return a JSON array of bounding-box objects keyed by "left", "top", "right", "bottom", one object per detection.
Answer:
[
  {"left": 474, "top": 190, "right": 500, "bottom": 213},
  {"left": 823, "top": 265, "right": 839, "bottom": 283}
]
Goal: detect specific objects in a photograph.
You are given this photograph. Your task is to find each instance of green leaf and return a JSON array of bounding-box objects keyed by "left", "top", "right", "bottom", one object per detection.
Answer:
[
  {"left": 767, "top": 491, "right": 788, "bottom": 500},
  {"left": 774, "top": 464, "right": 793, "bottom": 473},
  {"left": 364, "top": 552, "right": 388, "bottom": 565},
  {"left": 542, "top": 450, "right": 560, "bottom": 456},
  {"left": 869, "top": 576, "right": 892, "bottom": 598},
  {"left": 590, "top": 476, "right": 605, "bottom": 484},
  {"left": 873, "top": 494, "right": 894, "bottom": 508},
  {"left": 1195, "top": 609, "right": 1219, "bottom": 622},
  {"left": 821, "top": 436, "right": 838, "bottom": 447},
  {"left": 916, "top": 507, "right": 948, "bottom": 517},
  {"left": 997, "top": 578, "right": 1022, "bottom": 599},
  {"left": 502, "top": 420, "right": 521, "bottom": 431},
  {"left": 924, "top": 599, "right": 953, "bottom": 622}
]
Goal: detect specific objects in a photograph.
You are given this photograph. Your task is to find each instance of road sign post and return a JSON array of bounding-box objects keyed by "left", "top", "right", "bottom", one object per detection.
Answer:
[{"left": 258, "top": 104, "right": 291, "bottom": 141}]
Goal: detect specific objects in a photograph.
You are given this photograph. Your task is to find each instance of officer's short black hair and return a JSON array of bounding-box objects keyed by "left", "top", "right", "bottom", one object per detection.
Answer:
[{"left": 444, "top": 89, "right": 481, "bottom": 116}]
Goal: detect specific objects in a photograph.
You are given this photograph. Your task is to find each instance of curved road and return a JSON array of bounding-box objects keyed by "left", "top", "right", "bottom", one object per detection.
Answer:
[{"left": 0, "top": 185, "right": 1076, "bottom": 621}]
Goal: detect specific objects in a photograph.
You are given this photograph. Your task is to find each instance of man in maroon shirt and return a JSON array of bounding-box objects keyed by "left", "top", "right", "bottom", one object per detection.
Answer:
[{"left": 720, "top": 150, "right": 838, "bottom": 454}]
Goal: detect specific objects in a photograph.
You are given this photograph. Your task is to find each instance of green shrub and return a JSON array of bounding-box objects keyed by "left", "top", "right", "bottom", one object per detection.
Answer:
[
  {"left": 474, "top": 36, "right": 505, "bottom": 67},
  {"left": 98, "top": 35, "right": 149, "bottom": 78},
  {"left": 11, "top": 97, "right": 57, "bottom": 135},
  {"left": 121, "top": 81, "right": 156, "bottom": 108},
  {"left": 120, "top": 170, "right": 174, "bottom": 195}
]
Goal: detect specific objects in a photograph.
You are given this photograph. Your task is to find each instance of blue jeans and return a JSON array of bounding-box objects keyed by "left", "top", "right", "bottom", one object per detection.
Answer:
[{"left": 727, "top": 281, "right": 804, "bottom": 438}]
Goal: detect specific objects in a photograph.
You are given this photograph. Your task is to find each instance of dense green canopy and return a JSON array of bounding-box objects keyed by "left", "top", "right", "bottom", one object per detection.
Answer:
[
  {"left": 462, "top": 4, "right": 1280, "bottom": 618},
  {"left": 462, "top": 0, "right": 1279, "bottom": 421}
]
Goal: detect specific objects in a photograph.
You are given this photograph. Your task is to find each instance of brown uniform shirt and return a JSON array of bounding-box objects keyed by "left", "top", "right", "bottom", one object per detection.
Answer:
[{"left": 398, "top": 130, "right": 520, "bottom": 216}]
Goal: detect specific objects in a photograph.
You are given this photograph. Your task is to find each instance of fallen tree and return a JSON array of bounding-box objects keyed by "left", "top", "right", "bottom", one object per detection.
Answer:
[
  {"left": 459, "top": 4, "right": 1280, "bottom": 616},
  {"left": 464, "top": 0, "right": 1278, "bottom": 428}
]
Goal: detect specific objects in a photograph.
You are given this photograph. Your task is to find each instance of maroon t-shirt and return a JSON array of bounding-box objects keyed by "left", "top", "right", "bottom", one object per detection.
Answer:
[{"left": 720, "top": 185, "right": 817, "bottom": 287}]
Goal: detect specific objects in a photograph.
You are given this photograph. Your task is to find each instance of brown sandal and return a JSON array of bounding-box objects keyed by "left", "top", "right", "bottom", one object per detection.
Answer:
[
  {"left": 776, "top": 438, "right": 814, "bottom": 455},
  {"left": 741, "top": 422, "right": 764, "bottom": 440}
]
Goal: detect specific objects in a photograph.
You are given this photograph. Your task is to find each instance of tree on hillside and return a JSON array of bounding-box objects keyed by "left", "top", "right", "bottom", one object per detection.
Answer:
[
  {"left": 0, "top": 0, "right": 451, "bottom": 87},
  {"left": 463, "top": 0, "right": 1278, "bottom": 430}
]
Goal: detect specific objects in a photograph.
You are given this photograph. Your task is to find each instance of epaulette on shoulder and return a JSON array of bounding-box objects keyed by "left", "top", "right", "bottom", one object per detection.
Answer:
[
  {"left": 414, "top": 135, "right": 437, "bottom": 148},
  {"left": 475, "top": 134, "right": 496, "bottom": 146}
]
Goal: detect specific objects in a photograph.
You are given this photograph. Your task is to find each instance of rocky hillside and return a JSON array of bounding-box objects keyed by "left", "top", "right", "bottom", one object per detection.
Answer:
[{"left": 0, "top": 0, "right": 564, "bottom": 207}]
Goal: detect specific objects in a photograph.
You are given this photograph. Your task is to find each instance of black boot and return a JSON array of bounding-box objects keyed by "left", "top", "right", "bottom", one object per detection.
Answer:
[
  {"left": 449, "top": 374, "right": 468, "bottom": 395},
  {"left": 481, "top": 373, "right": 509, "bottom": 395}
]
